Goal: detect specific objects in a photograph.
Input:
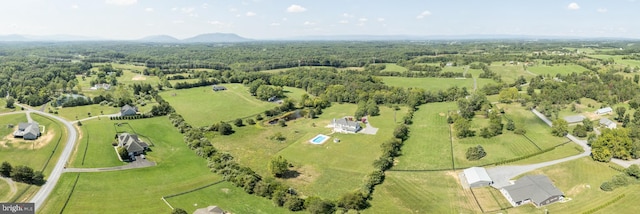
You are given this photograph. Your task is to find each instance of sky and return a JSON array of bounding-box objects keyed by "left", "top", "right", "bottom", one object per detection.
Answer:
[{"left": 0, "top": 0, "right": 639, "bottom": 40}]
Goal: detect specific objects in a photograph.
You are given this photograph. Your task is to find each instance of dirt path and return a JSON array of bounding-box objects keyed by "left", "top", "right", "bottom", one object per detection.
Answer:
[
  {"left": 64, "top": 158, "right": 156, "bottom": 172},
  {"left": 0, "top": 177, "right": 17, "bottom": 201}
]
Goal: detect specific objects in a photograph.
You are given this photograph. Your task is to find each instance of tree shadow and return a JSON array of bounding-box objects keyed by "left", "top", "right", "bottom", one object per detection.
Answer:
[{"left": 281, "top": 170, "right": 301, "bottom": 179}]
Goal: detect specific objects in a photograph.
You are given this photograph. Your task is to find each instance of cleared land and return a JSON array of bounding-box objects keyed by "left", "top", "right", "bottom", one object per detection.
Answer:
[
  {"left": 527, "top": 64, "right": 589, "bottom": 76},
  {"left": 160, "top": 84, "right": 307, "bottom": 127},
  {"left": 381, "top": 63, "right": 408, "bottom": 72},
  {"left": 380, "top": 76, "right": 495, "bottom": 91},
  {"left": 55, "top": 104, "right": 120, "bottom": 121},
  {"left": 489, "top": 63, "right": 534, "bottom": 84},
  {"left": 208, "top": 103, "right": 406, "bottom": 199}
]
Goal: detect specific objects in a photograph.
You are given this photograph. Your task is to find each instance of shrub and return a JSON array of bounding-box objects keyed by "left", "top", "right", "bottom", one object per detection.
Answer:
[{"left": 465, "top": 145, "right": 487, "bottom": 161}]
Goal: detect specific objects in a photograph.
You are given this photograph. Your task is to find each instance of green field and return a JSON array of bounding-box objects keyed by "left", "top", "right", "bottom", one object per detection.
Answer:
[
  {"left": 381, "top": 63, "right": 408, "bottom": 72},
  {"left": 0, "top": 178, "right": 10, "bottom": 201},
  {"left": 68, "top": 120, "right": 127, "bottom": 168},
  {"left": 165, "top": 182, "right": 294, "bottom": 214},
  {"left": 394, "top": 102, "right": 456, "bottom": 170},
  {"left": 489, "top": 64, "right": 534, "bottom": 84},
  {"left": 39, "top": 117, "right": 290, "bottom": 213},
  {"left": 380, "top": 76, "right": 496, "bottom": 91},
  {"left": 527, "top": 64, "right": 589, "bottom": 76},
  {"left": 55, "top": 104, "right": 121, "bottom": 121},
  {"left": 160, "top": 84, "right": 287, "bottom": 127},
  {"left": 207, "top": 103, "right": 406, "bottom": 199}
]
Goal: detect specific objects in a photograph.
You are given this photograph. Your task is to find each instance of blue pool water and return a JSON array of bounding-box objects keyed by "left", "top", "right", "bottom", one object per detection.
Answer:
[{"left": 310, "top": 134, "right": 329, "bottom": 144}]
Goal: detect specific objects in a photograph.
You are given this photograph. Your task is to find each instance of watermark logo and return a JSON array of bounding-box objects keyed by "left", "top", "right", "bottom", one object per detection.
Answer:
[{"left": 0, "top": 203, "right": 34, "bottom": 214}]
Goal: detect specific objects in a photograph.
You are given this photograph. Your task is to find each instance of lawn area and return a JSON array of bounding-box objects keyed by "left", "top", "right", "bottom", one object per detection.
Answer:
[
  {"left": 208, "top": 103, "right": 407, "bottom": 199},
  {"left": 394, "top": 102, "right": 457, "bottom": 170},
  {"left": 0, "top": 178, "right": 10, "bottom": 201},
  {"left": 364, "top": 171, "right": 480, "bottom": 213},
  {"left": 165, "top": 182, "right": 293, "bottom": 214},
  {"left": 380, "top": 76, "right": 496, "bottom": 91},
  {"left": 39, "top": 117, "right": 247, "bottom": 214},
  {"left": 527, "top": 64, "right": 589, "bottom": 76},
  {"left": 118, "top": 69, "right": 161, "bottom": 86},
  {"left": 55, "top": 104, "right": 120, "bottom": 121},
  {"left": 489, "top": 64, "right": 534, "bottom": 84},
  {"left": 68, "top": 120, "right": 126, "bottom": 168},
  {"left": 381, "top": 63, "right": 408, "bottom": 72},
  {"left": 505, "top": 157, "right": 636, "bottom": 214},
  {"left": 159, "top": 84, "right": 281, "bottom": 127}
]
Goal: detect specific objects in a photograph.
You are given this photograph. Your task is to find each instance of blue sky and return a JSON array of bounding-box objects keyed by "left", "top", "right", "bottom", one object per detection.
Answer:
[{"left": 0, "top": 0, "right": 638, "bottom": 39}]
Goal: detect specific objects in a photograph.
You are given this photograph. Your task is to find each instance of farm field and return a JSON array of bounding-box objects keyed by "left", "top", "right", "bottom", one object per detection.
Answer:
[
  {"left": 55, "top": 104, "right": 121, "bottom": 121},
  {"left": 160, "top": 84, "right": 308, "bottom": 127},
  {"left": 381, "top": 63, "right": 408, "bottom": 72},
  {"left": 527, "top": 64, "right": 589, "bottom": 76},
  {"left": 209, "top": 103, "right": 407, "bottom": 199},
  {"left": 39, "top": 117, "right": 289, "bottom": 213},
  {"left": 489, "top": 64, "right": 534, "bottom": 83},
  {"left": 393, "top": 102, "right": 456, "bottom": 170},
  {"left": 379, "top": 76, "right": 496, "bottom": 91}
]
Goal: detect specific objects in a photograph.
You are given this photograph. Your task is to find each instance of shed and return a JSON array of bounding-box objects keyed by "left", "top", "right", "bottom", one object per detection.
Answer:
[
  {"left": 563, "top": 115, "right": 586, "bottom": 124},
  {"left": 595, "top": 107, "right": 613, "bottom": 115},
  {"left": 500, "top": 175, "right": 564, "bottom": 207},
  {"left": 463, "top": 167, "right": 493, "bottom": 188},
  {"left": 599, "top": 118, "right": 617, "bottom": 129}
]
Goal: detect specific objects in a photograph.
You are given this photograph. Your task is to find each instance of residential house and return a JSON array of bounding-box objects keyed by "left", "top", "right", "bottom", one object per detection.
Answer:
[
  {"left": 193, "top": 205, "right": 225, "bottom": 214},
  {"left": 13, "top": 122, "right": 41, "bottom": 140},
  {"left": 116, "top": 133, "right": 149, "bottom": 157},
  {"left": 120, "top": 104, "right": 138, "bottom": 116},
  {"left": 331, "top": 118, "right": 361, "bottom": 133},
  {"left": 90, "top": 83, "right": 111, "bottom": 90},
  {"left": 463, "top": 167, "right": 493, "bottom": 188},
  {"left": 500, "top": 175, "right": 564, "bottom": 207},
  {"left": 599, "top": 118, "right": 617, "bottom": 129},
  {"left": 563, "top": 115, "right": 586, "bottom": 124},
  {"left": 212, "top": 85, "right": 227, "bottom": 91},
  {"left": 595, "top": 107, "right": 613, "bottom": 115}
]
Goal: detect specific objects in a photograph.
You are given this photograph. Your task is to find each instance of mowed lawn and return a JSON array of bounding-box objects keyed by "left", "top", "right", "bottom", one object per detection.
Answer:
[
  {"left": 380, "top": 76, "right": 496, "bottom": 91},
  {"left": 394, "top": 102, "right": 457, "bottom": 170},
  {"left": 55, "top": 104, "right": 121, "bottom": 121},
  {"left": 527, "top": 64, "right": 589, "bottom": 76},
  {"left": 40, "top": 117, "right": 275, "bottom": 214},
  {"left": 365, "top": 171, "right": 480, "bottom": 213},
  {"left": 161, "top": 84, "right": 277, "bottom": 126},
  {"left": 68, "top": 119, "right": 126, "bottom": 168},
  {"left": 381, "top": 63, "right": 408, "bottom": 72},
  {"left": 490, "top": 64, "right": 534, "bottom": 84},
  {"left": 209, "top": 103, "right": 407, "bottom": 199}
]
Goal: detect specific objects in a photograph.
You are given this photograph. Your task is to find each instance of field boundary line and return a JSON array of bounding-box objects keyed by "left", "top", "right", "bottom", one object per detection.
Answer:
[
  {"left": 39, "top": 115, "right": 64, "bottom": 172},
  {"left": 162, "top": 180, "right": 224, "bottom": 199},
  {"left": 59, "top": 174, "right": 80, "bottom": 214},
  {"left": 469, "top": 188, "right": 484, "bottom": 213}
]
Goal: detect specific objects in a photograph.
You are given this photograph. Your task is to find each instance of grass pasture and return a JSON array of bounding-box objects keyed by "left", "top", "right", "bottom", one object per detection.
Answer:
[
  {"left": 394, "top": 102, "right": 456, "bottom": 170},
  {"left": 55, "top": 104, "right": 120, "bottom": 121},
  {"left": 527, "top": 64, "right": 589, "bottom": 76},
  {"left": 381, "top": 63, "right": 408, "bottom": 72},
  {"left": 489, "top": 64, "right": 534, "bottom": 84},
  {"left": 40, "top": 117, "right": 253, "bottom": 213},
  {"left": 380, "top": 76, "right": 496, "bottom": 91},
  {"left": 69, "top": 120, "right": 127, "bottom": 168}
]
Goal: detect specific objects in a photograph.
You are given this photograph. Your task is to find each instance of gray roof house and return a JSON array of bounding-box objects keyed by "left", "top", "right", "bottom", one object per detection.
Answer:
[
  {"left": 212, "top": 85, "right": 227, "bottom": 91},
  {"left": 599, "top": 118, "right": 617, "bottom": 129},
  {"left": 120, "top": 104, "right": 138, "bottom": 116},
  {"left": 117, "top": 133, "right": 148, "bottom": 156},
  {"left": 193, "top": 206, "right": 225, "bottom": 214},
  {"left": 13, "top": 122, "right": 41, "bottom": 140},
  {"left": 595, "top": 107, "right": 613, "bottom": 115},
  {"left": 463, "top": 167, "right": 493, "bottom": 188},
  {"left": 331, "top": 118, "right": 361, "bottom": 134},
  {"left": 563, "top": 115, "right": 586, "bottom": 124},
  {"left": 500, "top": 175, "right": 564, "bottom": 207}
]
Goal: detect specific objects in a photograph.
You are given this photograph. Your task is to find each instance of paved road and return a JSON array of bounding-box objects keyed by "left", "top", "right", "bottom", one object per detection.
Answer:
[
  {"left": 65, "top": 158, "right": 156, "bottom": 173},
  {"left": 15, "top": 104, "right": 78, "bottom": 212},
  {"left": 486, "top": 109, "right": 592, "bottom": 188},
  {"left": 26, "top": 111, "right": 33, "bottom": 123}
]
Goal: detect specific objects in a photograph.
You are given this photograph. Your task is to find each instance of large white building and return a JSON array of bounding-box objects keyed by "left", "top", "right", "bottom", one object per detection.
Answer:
[{"left": 463, "top": 167, "right": 493, "bottom": 188}]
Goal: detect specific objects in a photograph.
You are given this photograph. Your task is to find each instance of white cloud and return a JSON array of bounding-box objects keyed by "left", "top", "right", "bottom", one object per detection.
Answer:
[
  {"left": 287, "top": 4, "right": 307, "bottom": 13},
  {"left": 342, "top": 13, "right": 354, "bottom": 18},
  {"left": 597, "top": 8, "right": 608, "bottom": 13},
  {"left": 339, "top": 20, "right": 349, "bottom": 24},
  {"left": 202, "top": 3, "right": 209, "bottom": 9},
  {"left": 246, "top": 11, "right": 257, "bottom": 17},
  {"left": 282, "top": 18, "right": 288, "bottom": 21},
  {"left": 358, "top": 18, "right": 368, "bottom": 22},
  {"left": 180, "top": 7, "right": 195, "bottom": 14},
  {"left": 229, "top": 8, "right": 238, "bottom": 12},
  {"left": 416, "top": 10, "right": 431, "bottom": 19},
  {"left": 377, "top": 18, "right": 385, "bottom": 22},
  {"left": 271, "top": 23, "right": 281, "bottom": 26},
  {"left": 568, "top": 2, "right": 580, "bottom": 10},
  {"left": 304, "top": 21, "right": 315, "bottom": 26},
  {"left": 71, "top": 4, "right": 79, "bottom": 9},
  {"left": 144, "top": 8, "right": 154, "bottom": 12},
  {"left": 171, "top": 7, "right": 178, "bottom": 11},
  {"left": 105, "top": 0, "right": 137, "bottom": 6},
  {"left": 172, "top": 20, "right": 184, "bottom": 24}
]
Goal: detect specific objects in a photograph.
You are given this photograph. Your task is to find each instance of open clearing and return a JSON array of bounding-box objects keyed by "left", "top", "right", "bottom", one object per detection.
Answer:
[
  {"left": 527, "top": 64, "right": 589, "bottom": 76},
  {"left": 55, "top": 104, "right": 120, "bottom": 121},
  {"left": 379, "top": 76, "right": 496, "bottom": 91}
]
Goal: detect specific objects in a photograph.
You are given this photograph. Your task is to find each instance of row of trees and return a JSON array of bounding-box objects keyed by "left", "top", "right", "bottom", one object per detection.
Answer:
[{"left": 0, "top": 161, "right": 46, "bottom": 186}]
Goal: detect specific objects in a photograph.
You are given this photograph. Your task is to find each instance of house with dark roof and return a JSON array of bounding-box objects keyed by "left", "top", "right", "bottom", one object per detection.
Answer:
[
  {"left": 331, "top": 118, "right": 361, "bottom": 133},
  {"left": 463, "top": 167, "right": 493, "bottom": 188},
  {"left": 13, "top": 122, "right": 41, "bottom": 140},
  {"left": 193, "top": 205, "right": 226, "bottom": 214},
  {"left": 599, "top": 118, "right": 617, "bottom": 129},
  {"left": 500, "top": 175, "right": 564, "bottom": 207},
  {"left": 212, "top": 85, "right": 227, "bottom": 91},
  {"left": 116, "top": 133, "right": 148, "bottom": 157},
  {"left": 120, "top": 104, "right": 138, "bottom": 116}
]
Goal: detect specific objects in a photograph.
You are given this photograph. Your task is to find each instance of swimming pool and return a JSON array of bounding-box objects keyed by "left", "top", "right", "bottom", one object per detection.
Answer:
[{"left": 309, "top": 134, "right": 330, "bottom": 145}]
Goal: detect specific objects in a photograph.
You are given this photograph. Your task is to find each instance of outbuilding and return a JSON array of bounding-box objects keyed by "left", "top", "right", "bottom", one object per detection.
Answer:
[
  {"left": 463, "top": 167, "right": 493, "bottom": 188},
  {"left": 595, "top": 107, "right": 613, "bottom": 115}
]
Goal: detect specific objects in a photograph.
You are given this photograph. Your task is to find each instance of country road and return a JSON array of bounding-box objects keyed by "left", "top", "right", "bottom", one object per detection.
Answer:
[{"left": 13, "top": 104, "right": 79, "bottom": 212}]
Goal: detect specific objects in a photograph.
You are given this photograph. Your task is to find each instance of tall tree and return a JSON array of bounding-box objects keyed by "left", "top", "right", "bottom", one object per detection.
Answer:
[
  {"left": 551, "top": 119, "right": 569, "bottom": 137},
  {"left": 269, "top": 156, "right": 289, "bottom": 177},
  {"left": 0, "top": 161, "right": 12, "bottom": 177}
]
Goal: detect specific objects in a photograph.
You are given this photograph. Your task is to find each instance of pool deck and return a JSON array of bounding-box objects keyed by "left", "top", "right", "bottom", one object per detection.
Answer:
[{"left": 309, "top": 134, "right": 330, "bottom": 145}]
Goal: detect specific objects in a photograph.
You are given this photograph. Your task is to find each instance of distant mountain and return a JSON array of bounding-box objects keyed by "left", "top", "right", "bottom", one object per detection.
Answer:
[
  {"left": 283, "top": 34, "right": 639, "bottom": 41},
  {"left": 137, "top": 35, "right": 180, "bottom": 43},
  {"left": 0, "top": 34, "right": 102, "bottom": 41},
  {"left": 182, "top": 33, "right": 251, "bottom": 43},
  {"left": 0, "top": 34, "right": 30, "bottom": 41}
]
